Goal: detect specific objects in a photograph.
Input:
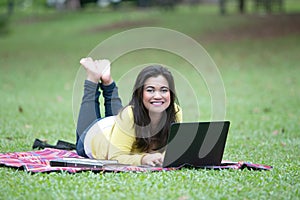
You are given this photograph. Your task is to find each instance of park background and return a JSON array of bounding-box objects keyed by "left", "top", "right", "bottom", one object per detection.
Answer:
[{"left": 0, "top": 0, "right": 299, "bottom": 199}]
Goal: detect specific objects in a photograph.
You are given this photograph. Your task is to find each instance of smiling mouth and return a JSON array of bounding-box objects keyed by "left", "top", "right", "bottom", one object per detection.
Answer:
[{"left": 150, "top": 101, "right": 164, "bottom": 105}]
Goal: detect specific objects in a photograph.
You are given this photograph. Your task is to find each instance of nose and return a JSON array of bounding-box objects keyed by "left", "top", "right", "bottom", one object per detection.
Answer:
[{"left": 153, "top": 91, "right": 162, "bottom": 99}]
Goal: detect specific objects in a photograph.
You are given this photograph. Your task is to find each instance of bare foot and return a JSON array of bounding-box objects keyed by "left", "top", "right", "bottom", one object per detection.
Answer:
[
  {"left": 80, "top": 57, "right": 102, "bottom": 83},
  {"left": 95, "top": 59, "right": 113, "bottom": 85}
]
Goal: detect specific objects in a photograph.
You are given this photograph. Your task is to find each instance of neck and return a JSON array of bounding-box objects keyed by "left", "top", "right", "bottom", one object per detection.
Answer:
[
  {"left": 149, "top": 112, "right": 162, "bottom": 127},
  {"left": 149, "top": 111, "right": 168, "bottom": 135}
]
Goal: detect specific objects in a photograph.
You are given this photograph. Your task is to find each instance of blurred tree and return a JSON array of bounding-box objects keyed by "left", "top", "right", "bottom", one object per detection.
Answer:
[
  {"left": 220, "top": 0, "right": 244, "bottom": 14},
  {"left": 7, "top": 0, "right": 14, "bottom": 15},
  {"left": 254, "top": 0, "right": 284, "bottom": 13},
  {"left": 66, "top": 0, "right": 81, "bottom": 10},
  {"left": 219, "top": 0, "right": 226, "bottom": 14},
  {"left": 238, "top": 0, "right": 245, "bottom": 13},
  {"left": 0, "top": 0, "right": 12, "bottom": 35},
  {"left": 220, "top": 0, "right": 284, "bottom": 15}
]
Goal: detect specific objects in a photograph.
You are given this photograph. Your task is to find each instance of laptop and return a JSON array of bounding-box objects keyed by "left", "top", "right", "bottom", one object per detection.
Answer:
[
  {"left": 162, "top": 121, "right": 230, "bottom": 168},
  {"left": 50, "top": 157, "right": 119, "bottom": 168}
]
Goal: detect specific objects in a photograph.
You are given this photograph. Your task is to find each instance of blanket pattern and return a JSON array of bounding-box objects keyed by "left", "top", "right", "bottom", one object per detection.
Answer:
[{"left": 0, "top": 148, "right": 272, "bottom": 173}]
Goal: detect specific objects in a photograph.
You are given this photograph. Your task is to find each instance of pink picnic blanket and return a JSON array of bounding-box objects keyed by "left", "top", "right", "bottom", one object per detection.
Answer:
[{"left": 0, "top": 148, "right": 272, "bottom": 173}]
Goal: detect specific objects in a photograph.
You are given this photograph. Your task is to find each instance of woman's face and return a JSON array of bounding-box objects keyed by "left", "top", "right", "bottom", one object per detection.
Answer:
[{"left": 142, "top": 75, "right": 171, "bottom": 114}]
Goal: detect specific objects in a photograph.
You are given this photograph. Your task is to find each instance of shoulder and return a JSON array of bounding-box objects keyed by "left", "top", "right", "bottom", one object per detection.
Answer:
[
  {"left": 115, "top": 105, "right": 135, "bottom": 134},
  {"left": 118, "top": 105, "right": 134, "bottom": 119}
]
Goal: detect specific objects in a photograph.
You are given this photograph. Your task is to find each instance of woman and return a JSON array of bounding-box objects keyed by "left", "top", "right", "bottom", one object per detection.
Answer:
[{"left": 76, "top": 57, "right": 182, "bottom": 166}]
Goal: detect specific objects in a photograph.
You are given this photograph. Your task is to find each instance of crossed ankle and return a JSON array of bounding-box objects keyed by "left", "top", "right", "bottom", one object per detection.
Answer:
[{"left": 101, "top": 78, "right": 113, "bottom": 86}]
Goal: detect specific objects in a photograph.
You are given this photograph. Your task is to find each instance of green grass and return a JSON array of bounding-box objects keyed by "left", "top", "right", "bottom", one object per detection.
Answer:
[{"left": 0, "top": 1, "right": 300, "bottom": 199}]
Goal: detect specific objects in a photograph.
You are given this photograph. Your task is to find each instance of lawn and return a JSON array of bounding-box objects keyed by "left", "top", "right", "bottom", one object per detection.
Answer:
[{"left": 0, "top": 1, "right": 299, "bottom": 199}]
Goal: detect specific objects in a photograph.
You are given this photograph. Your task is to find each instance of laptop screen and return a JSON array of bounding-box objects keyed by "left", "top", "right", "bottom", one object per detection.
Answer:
[{"left": 163, "top": 121, "right": 230, "bottom": 168}]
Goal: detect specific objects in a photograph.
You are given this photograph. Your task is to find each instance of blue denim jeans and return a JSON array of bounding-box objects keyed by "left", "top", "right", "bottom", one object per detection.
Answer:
[{"left": 76, "top": 80, "right": 123, "bottom": 157}]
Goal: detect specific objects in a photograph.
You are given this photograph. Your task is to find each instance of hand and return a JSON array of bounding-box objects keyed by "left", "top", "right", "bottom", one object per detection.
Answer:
[{"left": 141, "top": 153, "right": 164, "bottom": 167}]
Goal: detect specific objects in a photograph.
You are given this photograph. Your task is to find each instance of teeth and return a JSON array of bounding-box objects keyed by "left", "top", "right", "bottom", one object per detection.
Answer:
[{"left": 151, "top": 102, "right": 163, "bottom": 105}]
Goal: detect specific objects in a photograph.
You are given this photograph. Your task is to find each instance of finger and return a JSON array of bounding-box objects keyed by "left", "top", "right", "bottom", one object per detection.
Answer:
[
  {"left": 153, "top": 153, "right": 163, "bottom": 161},
  {"left": 152, "top": 158, "right": 162, "bottom": 166},
  {"left": 147, "top": 161, "right": 155, "bottom": 167},
  {"left": 158, "top": 157, "right": 163, "bottom": 163},
  {"left": 86, "top": 57, "right": 93, "bottom": 61},
  {"left": 153, "top": 161, "right": 162, "bottom": 167},
  {"left": 156, "top": 159, "right": 163, "bottom": 166},
  {"left": 102, "top": 59, "right": 110, "bottom": 65},
  {"left": 79, "top": 58, "right": 86, "bottom": 65},
  {"left": 80, "top": 57, "right": 92, "bottom": 65}
]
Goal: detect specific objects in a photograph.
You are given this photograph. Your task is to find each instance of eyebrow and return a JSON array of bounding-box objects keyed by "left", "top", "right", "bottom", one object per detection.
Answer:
[{"left": 144, "top": 85, "right": 169, "bottom": 89}]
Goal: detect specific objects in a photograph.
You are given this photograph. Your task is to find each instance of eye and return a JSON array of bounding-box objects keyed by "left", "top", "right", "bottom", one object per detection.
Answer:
[
  {"left": 161, "top": 88, "right": 169, "bottom": 93},
  {"left": 146, "top": 88, "right": 155, "bottom": 93}
]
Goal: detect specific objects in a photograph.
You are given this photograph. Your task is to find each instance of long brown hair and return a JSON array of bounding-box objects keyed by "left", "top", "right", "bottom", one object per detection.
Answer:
[{"left": 128, "top": 65, "right": 179, "bottom": 152}]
